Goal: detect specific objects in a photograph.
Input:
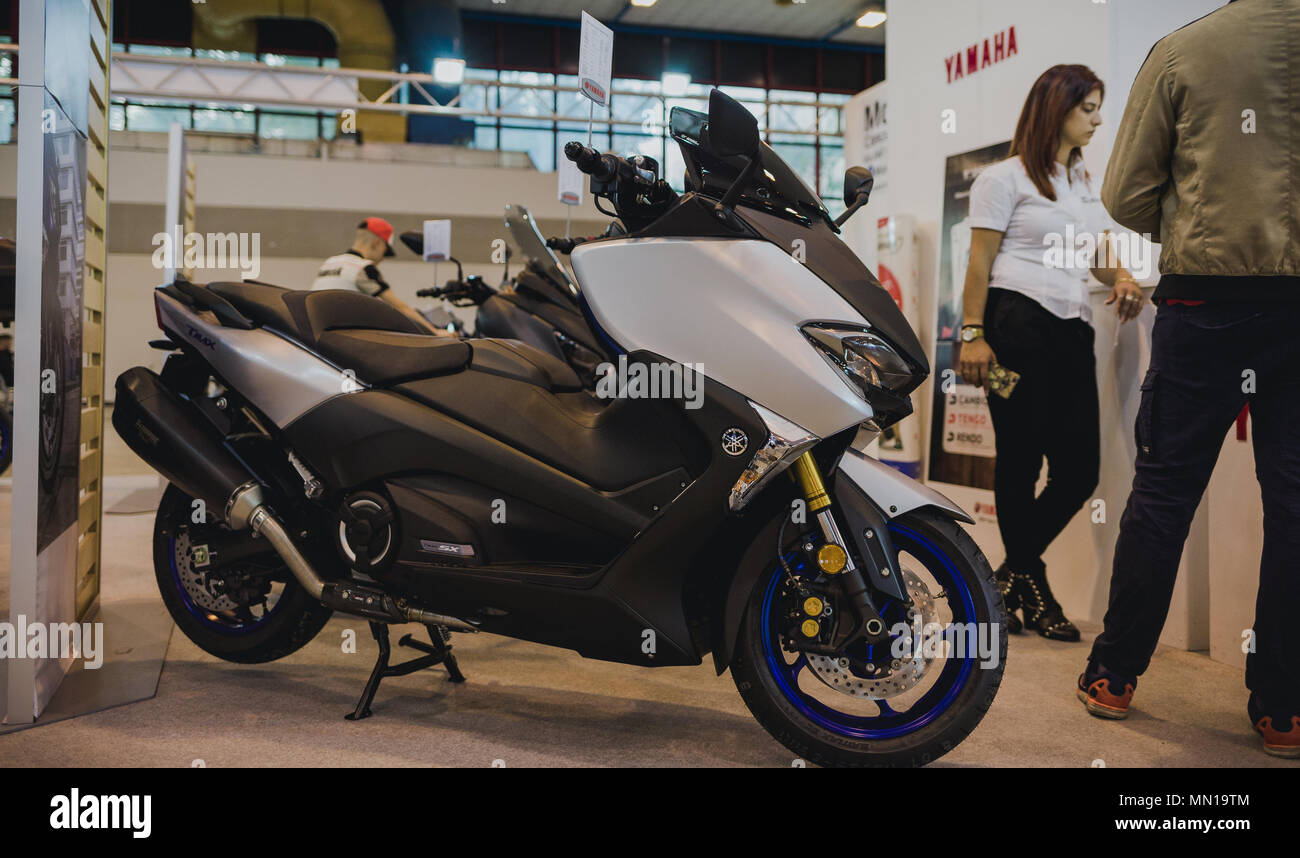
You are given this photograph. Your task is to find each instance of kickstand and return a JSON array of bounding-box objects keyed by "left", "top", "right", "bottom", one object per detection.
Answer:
[{"left": 345, "top": 621, "right": 467, "bottom": 721}]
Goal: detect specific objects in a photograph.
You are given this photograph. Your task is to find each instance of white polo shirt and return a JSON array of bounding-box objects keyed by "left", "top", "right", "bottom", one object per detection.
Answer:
[
  {"left": 968, "top": 156, "right": 1111, "bottom": 324},
  {"left": 311, "top": 250, "right": 388, "bottom": 296}
]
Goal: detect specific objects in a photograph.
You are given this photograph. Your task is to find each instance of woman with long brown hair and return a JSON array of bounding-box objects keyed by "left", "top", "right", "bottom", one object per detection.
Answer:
[{"left": 957, "top": 64, "right": 1141, "bottom": 641}]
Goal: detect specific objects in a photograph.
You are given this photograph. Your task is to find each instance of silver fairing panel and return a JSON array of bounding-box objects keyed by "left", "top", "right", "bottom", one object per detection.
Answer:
[
  {"left": 570, "top": 237, "right": 876, "bottom": 439},
  {"left": 155, "top": 290, "right": 361, "bottom": 428},
  {"left": 836, "top": 447, "right": 973, "bottom": 523}
]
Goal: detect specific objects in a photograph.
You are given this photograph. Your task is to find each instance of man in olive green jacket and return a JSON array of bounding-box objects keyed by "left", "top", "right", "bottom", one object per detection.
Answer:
[{"left": 1081, "top": 0, "right": 1300, "bottom": 758}]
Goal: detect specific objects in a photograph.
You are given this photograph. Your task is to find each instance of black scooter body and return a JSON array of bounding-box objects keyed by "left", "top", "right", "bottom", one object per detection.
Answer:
[{"left": 280, "top": 346, "right": 767, "bottom": 665}]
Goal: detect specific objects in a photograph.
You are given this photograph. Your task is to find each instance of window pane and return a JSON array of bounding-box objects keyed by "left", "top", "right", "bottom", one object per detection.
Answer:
[
  {"left": 818, "top": 104, "right": 844, "bottom": 136},
  {"left": 0, "top": 98, "right": 13, "bottom": 144},
  {"left": 125, "top": 102, "right": 192, "bottom": 132},
  {"left": 500, "top": 127, "right": 555, "bottom": 171},
  {"left": 195, "top": 49, "right": 256, "bottom": 63},
  {"left": 473, "top": 125, "right": 498, "bottom": 150},
  {"left": 262, "top": 53, "right": 322, "bottom": 68},
  {"left": 819, "top": 143, "right": 845, "bottom": 214},
  {"left": 499, "top": 71, "right": 555, "bottom": 126},
  {"left": 128, "top": 44, "right": 192, "bottom": 57},
  {"left": 612, "top": 131, "right": 663, "bottom": 167},
  {"left": 769, "top": 90, "right": 817, "bottom": 134},
  {"left": 612, "top": 89, "right": 659, "bottom": 128},
  {"left": 259, "top": 110, "right": 320, "bottom": 139},
  {"left": 193, "top": 103, "right": 255, "bottom": 134},
  {"left": 109, "top": 102, "right": 125, "bottom": 132}
]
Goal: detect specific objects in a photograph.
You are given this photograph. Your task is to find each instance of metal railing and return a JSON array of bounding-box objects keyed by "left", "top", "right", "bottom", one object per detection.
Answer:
[{"left": 106, "top": 51, "right": 840, "bottom": 139}]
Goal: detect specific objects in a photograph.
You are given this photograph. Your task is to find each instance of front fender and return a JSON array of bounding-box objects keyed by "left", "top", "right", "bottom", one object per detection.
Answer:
[
  {"left": 711, "top": 448, "right": 972, "bottom": 674},
  {"left": 835, "top": 447, "right": 973, "bottom": 524}
]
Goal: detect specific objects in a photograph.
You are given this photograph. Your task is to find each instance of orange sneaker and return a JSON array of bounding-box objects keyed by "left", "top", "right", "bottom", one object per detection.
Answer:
[
  {"left": 1249, "top": 696, "right": 1300, "bottom": 759},
  {"left": 1076, "top": 661, "right": 1136, "bottom": 720}
]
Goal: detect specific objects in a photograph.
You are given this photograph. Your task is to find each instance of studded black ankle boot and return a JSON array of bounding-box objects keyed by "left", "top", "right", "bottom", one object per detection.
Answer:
[
  {"left": 994, "top": 563, "right": 1022, "bottom": 634},
  {"left": 1010, "top": 568, "right": 1079, "bottom": 642}
]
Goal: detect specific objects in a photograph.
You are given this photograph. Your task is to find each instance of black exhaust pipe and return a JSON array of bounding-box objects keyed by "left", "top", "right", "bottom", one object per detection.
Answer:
[
  {"left": 111, "top": 367, "right": 478, "bottom": 630},
  {"left": 113, "top": 367, "right": 254, "bottom": 522}
]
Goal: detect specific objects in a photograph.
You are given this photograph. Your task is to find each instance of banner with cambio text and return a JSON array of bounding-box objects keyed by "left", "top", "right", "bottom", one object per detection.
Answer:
[
  {"left": 875, "top": 215, "right": 922, "bottom": 478},
  {"left": 926, "top": 141, "right": 1009, "bottom": 492}
]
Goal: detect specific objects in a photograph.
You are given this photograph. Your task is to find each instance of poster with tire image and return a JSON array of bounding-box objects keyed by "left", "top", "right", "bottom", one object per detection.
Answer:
[
  {"left": 36, "top": 94, "right": 85, "bottom": 555},
  {"left": 1, "top": 237, "right": 13, "bottom": 475}
]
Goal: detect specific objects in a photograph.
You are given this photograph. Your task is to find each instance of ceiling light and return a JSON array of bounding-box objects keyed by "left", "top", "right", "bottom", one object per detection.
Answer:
[
  {"left": 856, "top": 10, "right": 887, "bottom": 28},
  {"left": 433, "top": 57, "right": 465, "bottom": 84},
  {"left": 631, "top": 0, "right": 658, "bottom": 7},
  {"left": 661, "top": 71, "right": 691, "bottom": 96}
]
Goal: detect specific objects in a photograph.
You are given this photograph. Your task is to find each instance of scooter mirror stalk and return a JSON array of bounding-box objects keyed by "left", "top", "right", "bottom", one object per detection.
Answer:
[{"left": 833, "top": 166, "right": 875, "bottom": 228}]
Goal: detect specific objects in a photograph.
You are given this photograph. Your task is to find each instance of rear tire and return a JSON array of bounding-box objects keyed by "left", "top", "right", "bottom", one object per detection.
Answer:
[
  {"left": 154, "top": 483, "right": 333, "bottom": 664},
  {"left": 732, "top": 509, "right": 1005, "bottom": 767}
]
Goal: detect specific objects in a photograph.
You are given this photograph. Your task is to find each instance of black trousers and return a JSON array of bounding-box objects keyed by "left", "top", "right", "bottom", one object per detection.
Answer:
[
  {"left": 1090, "top": 299, "right": 1300, "bottom": 713},
  {"left": 983, "top": 288, "right": 1100, "bottom": 577}
]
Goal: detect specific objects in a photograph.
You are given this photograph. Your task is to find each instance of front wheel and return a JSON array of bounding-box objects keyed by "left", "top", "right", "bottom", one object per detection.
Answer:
[{"left": 732, "top": 509, "right": 1005, "bottom": 767}]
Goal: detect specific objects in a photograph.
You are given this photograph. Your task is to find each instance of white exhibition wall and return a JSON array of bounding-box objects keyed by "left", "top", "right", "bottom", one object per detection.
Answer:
[{"left": 866, "top": 0, "right": 1257, "bottom": 664}]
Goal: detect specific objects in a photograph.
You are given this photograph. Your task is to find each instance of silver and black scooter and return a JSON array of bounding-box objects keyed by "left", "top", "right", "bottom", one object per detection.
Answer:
[
  {"left": 112, "top": 89, "right": 1004, "bottom": 767},
  {"left": 403, "top": 204, "right": 612, "bottom": 388}
]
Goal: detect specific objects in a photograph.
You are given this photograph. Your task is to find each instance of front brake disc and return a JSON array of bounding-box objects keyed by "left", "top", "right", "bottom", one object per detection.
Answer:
[{"left": 806, "top": 568, "right": 940, "bottom": 699}]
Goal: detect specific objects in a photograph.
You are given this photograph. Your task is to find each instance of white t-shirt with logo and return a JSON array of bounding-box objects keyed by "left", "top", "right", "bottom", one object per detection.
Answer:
[
  {"left": 968, "top": 156, "right": 1111, "bottom": 324},
  {"left": 311, "top": 250, "right": 388, "bottom": 296}
]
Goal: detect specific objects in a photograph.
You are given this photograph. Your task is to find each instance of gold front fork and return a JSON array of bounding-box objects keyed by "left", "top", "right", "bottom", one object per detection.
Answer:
[{"left": 789, "top": 451, "right": 854, "bottom": 575}]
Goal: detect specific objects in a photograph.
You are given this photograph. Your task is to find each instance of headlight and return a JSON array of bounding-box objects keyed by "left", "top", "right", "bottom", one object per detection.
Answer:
[{"left": 802, "top": 323, "right": 914, "bottom": 398}]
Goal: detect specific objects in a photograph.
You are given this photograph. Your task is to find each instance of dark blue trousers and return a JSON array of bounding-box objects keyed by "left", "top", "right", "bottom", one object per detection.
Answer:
[{"left": 1090, "top": 299, "right": 1300, "bottom": 714}]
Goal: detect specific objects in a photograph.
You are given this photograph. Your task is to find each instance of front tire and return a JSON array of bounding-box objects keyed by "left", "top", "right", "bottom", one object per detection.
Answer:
[
  {"left": 732, "top": 509, "right": 1005, "bottom": 767},
  {"left": 154, "top": 483, "right": 333, "bottom": 664}
]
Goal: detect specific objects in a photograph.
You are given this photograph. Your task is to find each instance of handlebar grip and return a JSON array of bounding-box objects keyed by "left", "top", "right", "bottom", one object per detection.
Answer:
[{"left": 564, "top": 141, "right": 604, "bottom": 176}]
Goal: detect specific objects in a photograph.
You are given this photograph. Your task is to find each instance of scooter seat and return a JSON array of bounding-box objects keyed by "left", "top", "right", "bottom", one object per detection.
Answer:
[{"left": 207, "top": 280, "right": 471, "bottom": 384}]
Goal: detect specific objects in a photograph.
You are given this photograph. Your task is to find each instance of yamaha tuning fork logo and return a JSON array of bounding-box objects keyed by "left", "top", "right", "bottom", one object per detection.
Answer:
[{"left": 721, "top": 428, "right": 749, "bottom": 456}]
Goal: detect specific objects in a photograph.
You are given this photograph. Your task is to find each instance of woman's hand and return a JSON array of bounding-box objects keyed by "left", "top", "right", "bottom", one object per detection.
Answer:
[
  {"left": 1106, "top": 279, "right": 1144, "bottom": 323},
  {"left": 958, "top": 337, "right": 997, "bottom": 389}
]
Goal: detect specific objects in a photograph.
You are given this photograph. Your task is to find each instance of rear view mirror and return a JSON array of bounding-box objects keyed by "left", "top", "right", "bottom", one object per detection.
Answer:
[
  {"left": 833, "top": 166, "right": 875, "bottom": 228},
  {"left": 843, "top": 166, "right": 874, "bottom": 209},
  {"left": 708, "top": 89, "right": 760, "bottom": 158},
  {"left": 399, "top": 231, "right": 423, "bottom": 256}
]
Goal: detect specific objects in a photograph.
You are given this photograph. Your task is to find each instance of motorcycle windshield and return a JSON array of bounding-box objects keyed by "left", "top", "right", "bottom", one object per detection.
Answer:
[
  {"left": 504, "top": 204, "right": 577, "bottom": 295},
  {"left": 669, "top": 106, "right": 832, "bottom": 228}
]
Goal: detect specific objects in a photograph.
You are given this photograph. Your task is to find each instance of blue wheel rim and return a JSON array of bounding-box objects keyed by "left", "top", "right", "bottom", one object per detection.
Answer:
[
  {"left": 760, "top": 522, "right": 979, "bottom": 740},
  {"left": 169, "top": 531, "right": 286, "bottom": 635}
]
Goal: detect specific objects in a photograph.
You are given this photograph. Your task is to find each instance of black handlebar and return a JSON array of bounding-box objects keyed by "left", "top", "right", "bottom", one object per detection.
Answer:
[
  {"left": 545, "top": 236, "right": 591, "bottom": 255},
  {"left": 564, "top": 142, "right": 607, "bottom": 179},
  {"left": 417, "top": 275, "right": 493, "bottom": 306},
  {"left": 564, "top": 141, "right": 654, "bottom": 188}
]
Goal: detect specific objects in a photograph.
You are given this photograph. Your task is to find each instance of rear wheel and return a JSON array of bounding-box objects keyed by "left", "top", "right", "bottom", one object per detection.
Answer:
[
  {"left": 153, "top": 483, "right": 332, "bottom": 663},
  {"left": 732, "top": 509, "right": 1005, "bottom": 767}
]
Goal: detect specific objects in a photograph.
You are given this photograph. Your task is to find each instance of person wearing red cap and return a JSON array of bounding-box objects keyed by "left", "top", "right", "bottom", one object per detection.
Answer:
[{"left": 312, "top": 217, "right": 435, "bottom": 333}]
